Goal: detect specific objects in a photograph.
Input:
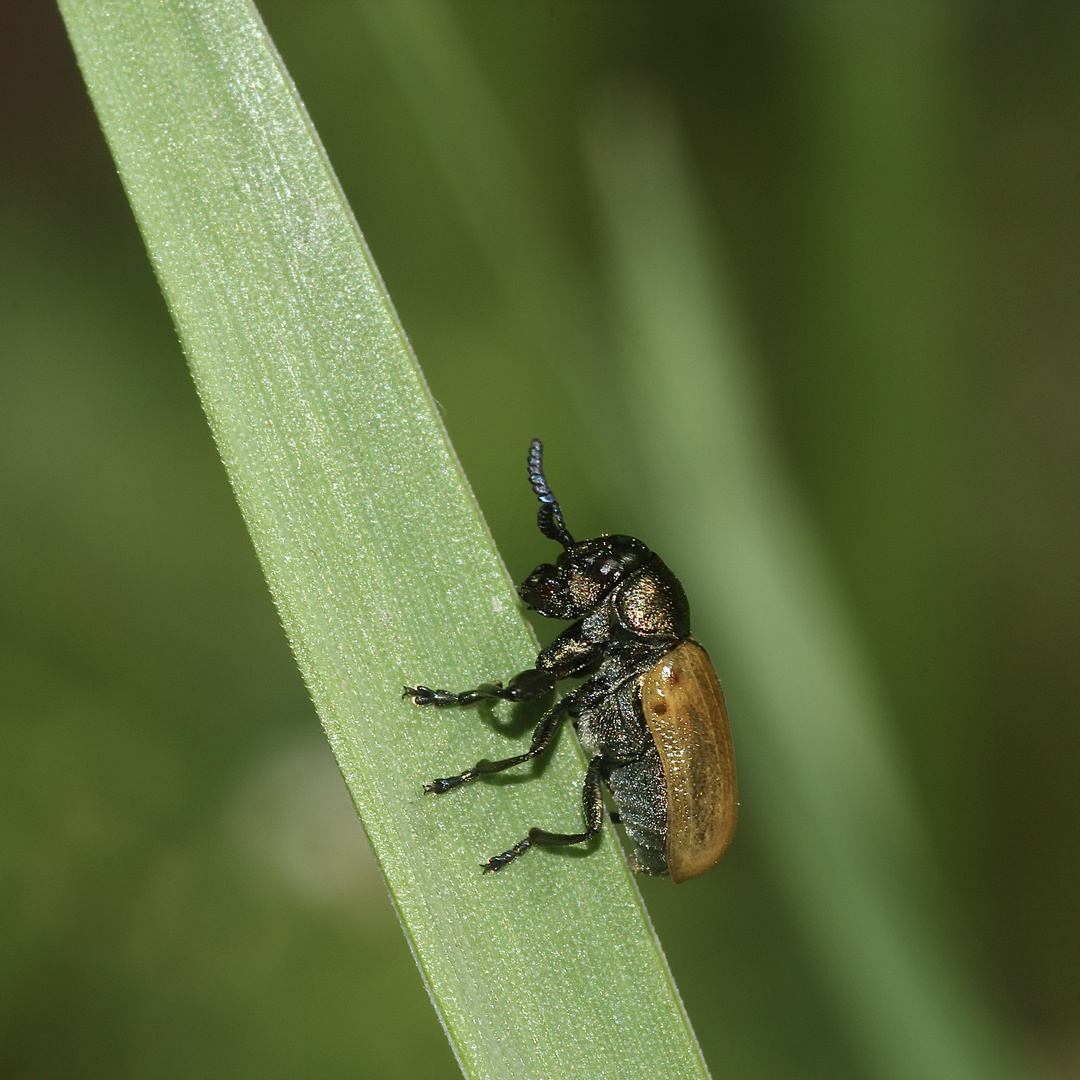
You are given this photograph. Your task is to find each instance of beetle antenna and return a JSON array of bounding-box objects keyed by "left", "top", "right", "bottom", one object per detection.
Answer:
[{"left": 528, "top": 439, "right": 575, "bottom": 548}]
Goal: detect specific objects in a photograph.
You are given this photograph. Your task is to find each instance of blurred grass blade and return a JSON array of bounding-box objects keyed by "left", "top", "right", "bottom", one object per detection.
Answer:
[
  {"left": 584, "top": 85, "right": 1028, "bottom": 1080},
  {"left": 57, "top": 3, "right": 711, "bottom": 1078},
  {"left": 354, "top": 0, "right": 635, "bottom": 497},
  {"left": 356, "top": 0, "right": 595, "bottom": 361}
]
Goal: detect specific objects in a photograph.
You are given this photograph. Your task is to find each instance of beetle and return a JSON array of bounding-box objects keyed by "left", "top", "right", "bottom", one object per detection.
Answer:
[{"left": 404, "top": 439, "right": 737, "bottom": 881}]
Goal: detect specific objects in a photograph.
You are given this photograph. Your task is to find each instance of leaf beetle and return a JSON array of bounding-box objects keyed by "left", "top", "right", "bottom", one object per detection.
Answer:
[{"left": 405, "top": 439, "right": 737, "bottom": 881}]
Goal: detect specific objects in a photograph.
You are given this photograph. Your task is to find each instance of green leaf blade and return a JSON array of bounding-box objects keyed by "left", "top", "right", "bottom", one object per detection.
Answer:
[{"left": 57, "top": 2, "right": 711, "bottom": 1078}]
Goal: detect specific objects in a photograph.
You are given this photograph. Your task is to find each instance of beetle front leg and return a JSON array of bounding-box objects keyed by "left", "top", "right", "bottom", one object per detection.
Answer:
[
  {"left": 482, "top": 756, "right": 606, "bottom": 873},
  {"left": 424, "top": 694, "right": 570, "bottom": 794},
  {"left": 404, "top": 666, "right": 557, "bottom": 708},
  {"left": 405, "top": 620, "right": 604, "bottom": 708}
]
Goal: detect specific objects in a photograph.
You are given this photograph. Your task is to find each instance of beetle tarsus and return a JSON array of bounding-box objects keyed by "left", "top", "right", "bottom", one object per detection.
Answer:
[
  {"left": 405, "top": 672, "right": 558, "bottom": 707},
  {"left": 404, "top": 684, "right": 446, "bottom": 705},
  {"left": 426, "top": 759, "right": 491, "bottom": 791},
  {"left": 482, "top": 837, "right": 532, "bottom": 873},
  {"left": 424, "top": 774, "right": 470, "bottom": 794},
  {"left": 405, "top": 683, "right": 506, "bottom": 707}
]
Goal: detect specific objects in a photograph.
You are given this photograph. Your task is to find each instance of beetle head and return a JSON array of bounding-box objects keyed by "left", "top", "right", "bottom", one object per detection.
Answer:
[
  {"left": 519, "top": 534, "right": 651, "bottom": 618},
  {"left": 521, "top": 440, "right": 651, "bottom": 616}
]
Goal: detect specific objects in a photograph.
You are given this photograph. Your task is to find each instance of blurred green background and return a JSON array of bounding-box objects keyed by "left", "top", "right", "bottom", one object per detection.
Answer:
[{"left": 2, "top": 2, "right": 1078, "bottom": 1078}]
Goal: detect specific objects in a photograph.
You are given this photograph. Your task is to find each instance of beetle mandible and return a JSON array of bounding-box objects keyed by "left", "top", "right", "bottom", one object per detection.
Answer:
[{"left": 404, "top": 439, "right": 737, "bottom": 881}]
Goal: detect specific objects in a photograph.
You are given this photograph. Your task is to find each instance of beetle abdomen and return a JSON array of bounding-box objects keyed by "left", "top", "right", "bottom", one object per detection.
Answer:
[
  {"left": 606, "top": 750, "right": 668, "bottom": 876},
  {"left": 640, "top": 641, "right": 738, "bottom": 883}
]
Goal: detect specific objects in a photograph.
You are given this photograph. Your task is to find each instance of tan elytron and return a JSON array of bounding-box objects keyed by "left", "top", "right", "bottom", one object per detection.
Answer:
[{"left": 640, "top": 641, "right": 738, "bottom": 883}]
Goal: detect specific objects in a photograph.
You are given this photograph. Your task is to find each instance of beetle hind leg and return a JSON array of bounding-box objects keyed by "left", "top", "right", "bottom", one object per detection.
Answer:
[{"left": 482, "top": 756, "right": 605, "bottom": 873}]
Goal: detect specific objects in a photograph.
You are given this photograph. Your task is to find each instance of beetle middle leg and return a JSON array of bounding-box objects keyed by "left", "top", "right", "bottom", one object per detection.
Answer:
[
  {"left": 482, "top": 755, "right": 606, "bottom": 873},
  {"left": 423, "top": 694, "right": 571, "bottom": 794}
]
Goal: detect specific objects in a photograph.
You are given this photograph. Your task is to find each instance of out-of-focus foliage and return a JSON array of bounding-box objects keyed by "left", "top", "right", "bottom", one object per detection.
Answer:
[{"left": 1, "top": 2, "right": 1077, "bottom": 1078}]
